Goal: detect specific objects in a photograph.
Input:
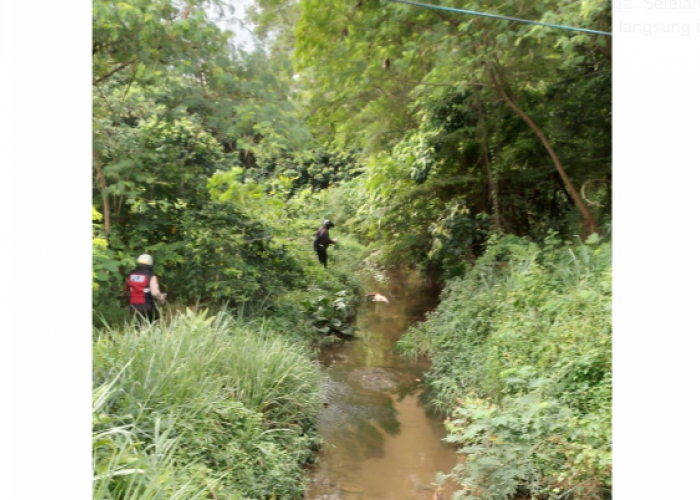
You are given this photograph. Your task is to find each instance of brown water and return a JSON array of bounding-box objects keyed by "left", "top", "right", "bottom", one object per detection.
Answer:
[{"left": 305, "top": 271, "right": 457, "bottom": 500}]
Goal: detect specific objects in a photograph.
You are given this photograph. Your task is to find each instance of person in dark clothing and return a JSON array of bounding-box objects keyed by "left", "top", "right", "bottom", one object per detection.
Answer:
[
  {"left": 313, "top": 220, "right": 337, "bottom": 267},
  {"left": 125, "top": 254, "right": 167, "bottom": 323}
]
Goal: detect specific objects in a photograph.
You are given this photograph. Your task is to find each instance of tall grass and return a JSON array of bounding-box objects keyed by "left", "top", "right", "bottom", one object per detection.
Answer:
[
  {"left": 398, "top": 233, "right": 612, "bottom": 500},
  {"left": 93, "top": 377, "right": 208, "bottom": 500},
  {"left": 93, "top": 309, "right": 323, "bottom": 500}
]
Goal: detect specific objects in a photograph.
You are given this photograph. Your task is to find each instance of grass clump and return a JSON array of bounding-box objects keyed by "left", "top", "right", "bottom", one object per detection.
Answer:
[
  {"left": 93, "top": 309, "right": 323, "bottom": 500},
  {"left": 398, "top": 232, "right": 611, "bottom": 500}
]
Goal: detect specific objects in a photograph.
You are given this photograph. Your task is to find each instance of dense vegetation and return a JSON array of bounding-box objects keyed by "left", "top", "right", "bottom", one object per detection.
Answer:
[
  {"left": 92, "top": 0, "right": 364, "bottom": 322},
  {"left": 93, "top": 0, "right": 611, "bottom": 498},
  {"left": 290, "top": 0, "right": 611, "bottom": 266},
  {"left": 92, "top": 2, "right": 366, "bottom": 496},
  {"left": 399, "top": 234, "right": 611, "bottom": 499},
  {"left": 94, "top": 312, "right": 323, "bottom": 499}
]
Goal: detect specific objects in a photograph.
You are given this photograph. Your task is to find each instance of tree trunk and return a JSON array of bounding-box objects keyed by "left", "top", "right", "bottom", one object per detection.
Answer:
[
  {"left": 93, "top": 148, "right": 111, "bottom": 235},
  {"left": 488, "top": 67, "right": 598, "bottom": 235}
]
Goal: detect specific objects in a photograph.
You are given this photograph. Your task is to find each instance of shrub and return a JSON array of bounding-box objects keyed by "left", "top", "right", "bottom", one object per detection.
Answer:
[{"left": 399, "top": 233, "right": 612, "bottom": 500}]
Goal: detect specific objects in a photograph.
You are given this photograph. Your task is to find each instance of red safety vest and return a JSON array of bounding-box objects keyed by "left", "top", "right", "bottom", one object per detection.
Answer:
[{"left": 126, "top": 268, "right": 155, "bottom": 305}]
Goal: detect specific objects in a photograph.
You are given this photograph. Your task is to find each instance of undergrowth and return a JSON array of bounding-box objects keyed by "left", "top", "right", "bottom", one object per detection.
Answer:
[
  {"left": 93, "top": 310, "right": 324, "bottom": 500},
  {"left": 93, "top": 193, "right": 368, "bottom": 499},
  {"left": 398, "top": 232, "right": 611, "bottom": 500}
]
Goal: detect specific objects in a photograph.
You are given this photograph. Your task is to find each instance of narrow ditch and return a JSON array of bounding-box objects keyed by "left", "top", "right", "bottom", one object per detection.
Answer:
[{"left": 305, "top": 270, "right": 457, "bottom": 500}]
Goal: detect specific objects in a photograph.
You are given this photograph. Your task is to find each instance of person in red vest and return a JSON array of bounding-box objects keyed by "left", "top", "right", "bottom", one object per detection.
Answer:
[{"left": 125, "top": 254, "right": 166, "bottom": 322}]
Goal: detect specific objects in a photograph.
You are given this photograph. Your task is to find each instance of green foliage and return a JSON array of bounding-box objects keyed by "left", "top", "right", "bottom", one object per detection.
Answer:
[
  {"left": 344, "top": 150, "right": 442, "bottom": 267},
  {"left": 93, "top": 0, "right": 227, "bottom": 86},
  {"left": 93, "top": 382, "right": 208, "bottom": 500},
  {"left": 294, "top": 0, "right": 609, "bottom": 146},
  {"left": 92, "top": 3, "right": 613, "bottom": 497},
  {"left": 93, "top": 310, "right": 324, "bottom": 500},
  {"left": 300, "top": 290, "right": 357, "bottom": 337},
  {"left": 175, "top": 199, "right": 303, "bottom": 304},
  {"left": 273, "top": 146, "right": 364, "bottom": 193},
  {"left": 428, "top": 200, "right": 492, "bottom": 277},
  {"left": 93, "top": 0, "right": 322, "bottom": 323},
  {"left": 292, "top": 0, "right": 611, "bottom": 267},
  {"left": 91, "top": 0, "right": 353, "bottom": 321},
  {"left": 93, "top": 207, "right": 110, "bottom": 290},
  {"left": 398, "top": 234, "right": 611, "bottom": 499}
]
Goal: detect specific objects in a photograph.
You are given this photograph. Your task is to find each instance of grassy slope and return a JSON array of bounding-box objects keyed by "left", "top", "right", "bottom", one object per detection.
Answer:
[
  {"left": 398, "top": 234, "right": 612, "bottom": 500},
  {"left": 94, "top": 311, "right": 323, "bottom": 499}
]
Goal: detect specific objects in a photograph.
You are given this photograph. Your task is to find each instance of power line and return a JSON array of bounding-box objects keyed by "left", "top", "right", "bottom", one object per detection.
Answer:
[{"left": 384, "top": 0, "right": 612, "bottom": 37}]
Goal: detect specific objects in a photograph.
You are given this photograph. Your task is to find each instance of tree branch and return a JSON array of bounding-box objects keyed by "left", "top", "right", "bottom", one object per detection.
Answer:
[
  {"left": 93, "top": 59, "right": 136, "bottom": 86},
  {"left": 488, "top": 65, "right": 598, "bottom": 234}
]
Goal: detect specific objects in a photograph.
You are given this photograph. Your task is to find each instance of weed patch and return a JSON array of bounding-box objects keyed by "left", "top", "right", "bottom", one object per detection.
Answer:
[
  {"left": 93, "top": 310, "right": 325, "bottom": 500},
  {"left": 398, "top": 233, "right": 611, "bottom": 500}
]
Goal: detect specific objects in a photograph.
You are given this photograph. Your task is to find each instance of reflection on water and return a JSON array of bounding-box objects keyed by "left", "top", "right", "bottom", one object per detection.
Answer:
[{"left": 305, "top": 271, "right": 456, "bottom": 500}]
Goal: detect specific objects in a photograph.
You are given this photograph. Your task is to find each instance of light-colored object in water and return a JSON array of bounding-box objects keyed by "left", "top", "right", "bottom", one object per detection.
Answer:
[{"left": 366, "top": 293, "right": 390, "bottom": 303}]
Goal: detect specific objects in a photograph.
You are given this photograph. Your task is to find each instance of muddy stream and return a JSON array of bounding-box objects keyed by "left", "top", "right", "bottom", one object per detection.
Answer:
[{"left": 305, "top": 271, "right": 457, "bottom": 500}]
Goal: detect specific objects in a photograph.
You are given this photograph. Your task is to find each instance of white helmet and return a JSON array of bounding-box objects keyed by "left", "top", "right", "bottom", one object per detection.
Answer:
[{"left": 137, "top": 254, "right": 154, "bottom": 266}]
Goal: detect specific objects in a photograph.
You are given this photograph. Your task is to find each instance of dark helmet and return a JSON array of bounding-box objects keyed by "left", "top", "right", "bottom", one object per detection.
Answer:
[{"left": 323, "top": 219, "right": 334, "bottom": 229}]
